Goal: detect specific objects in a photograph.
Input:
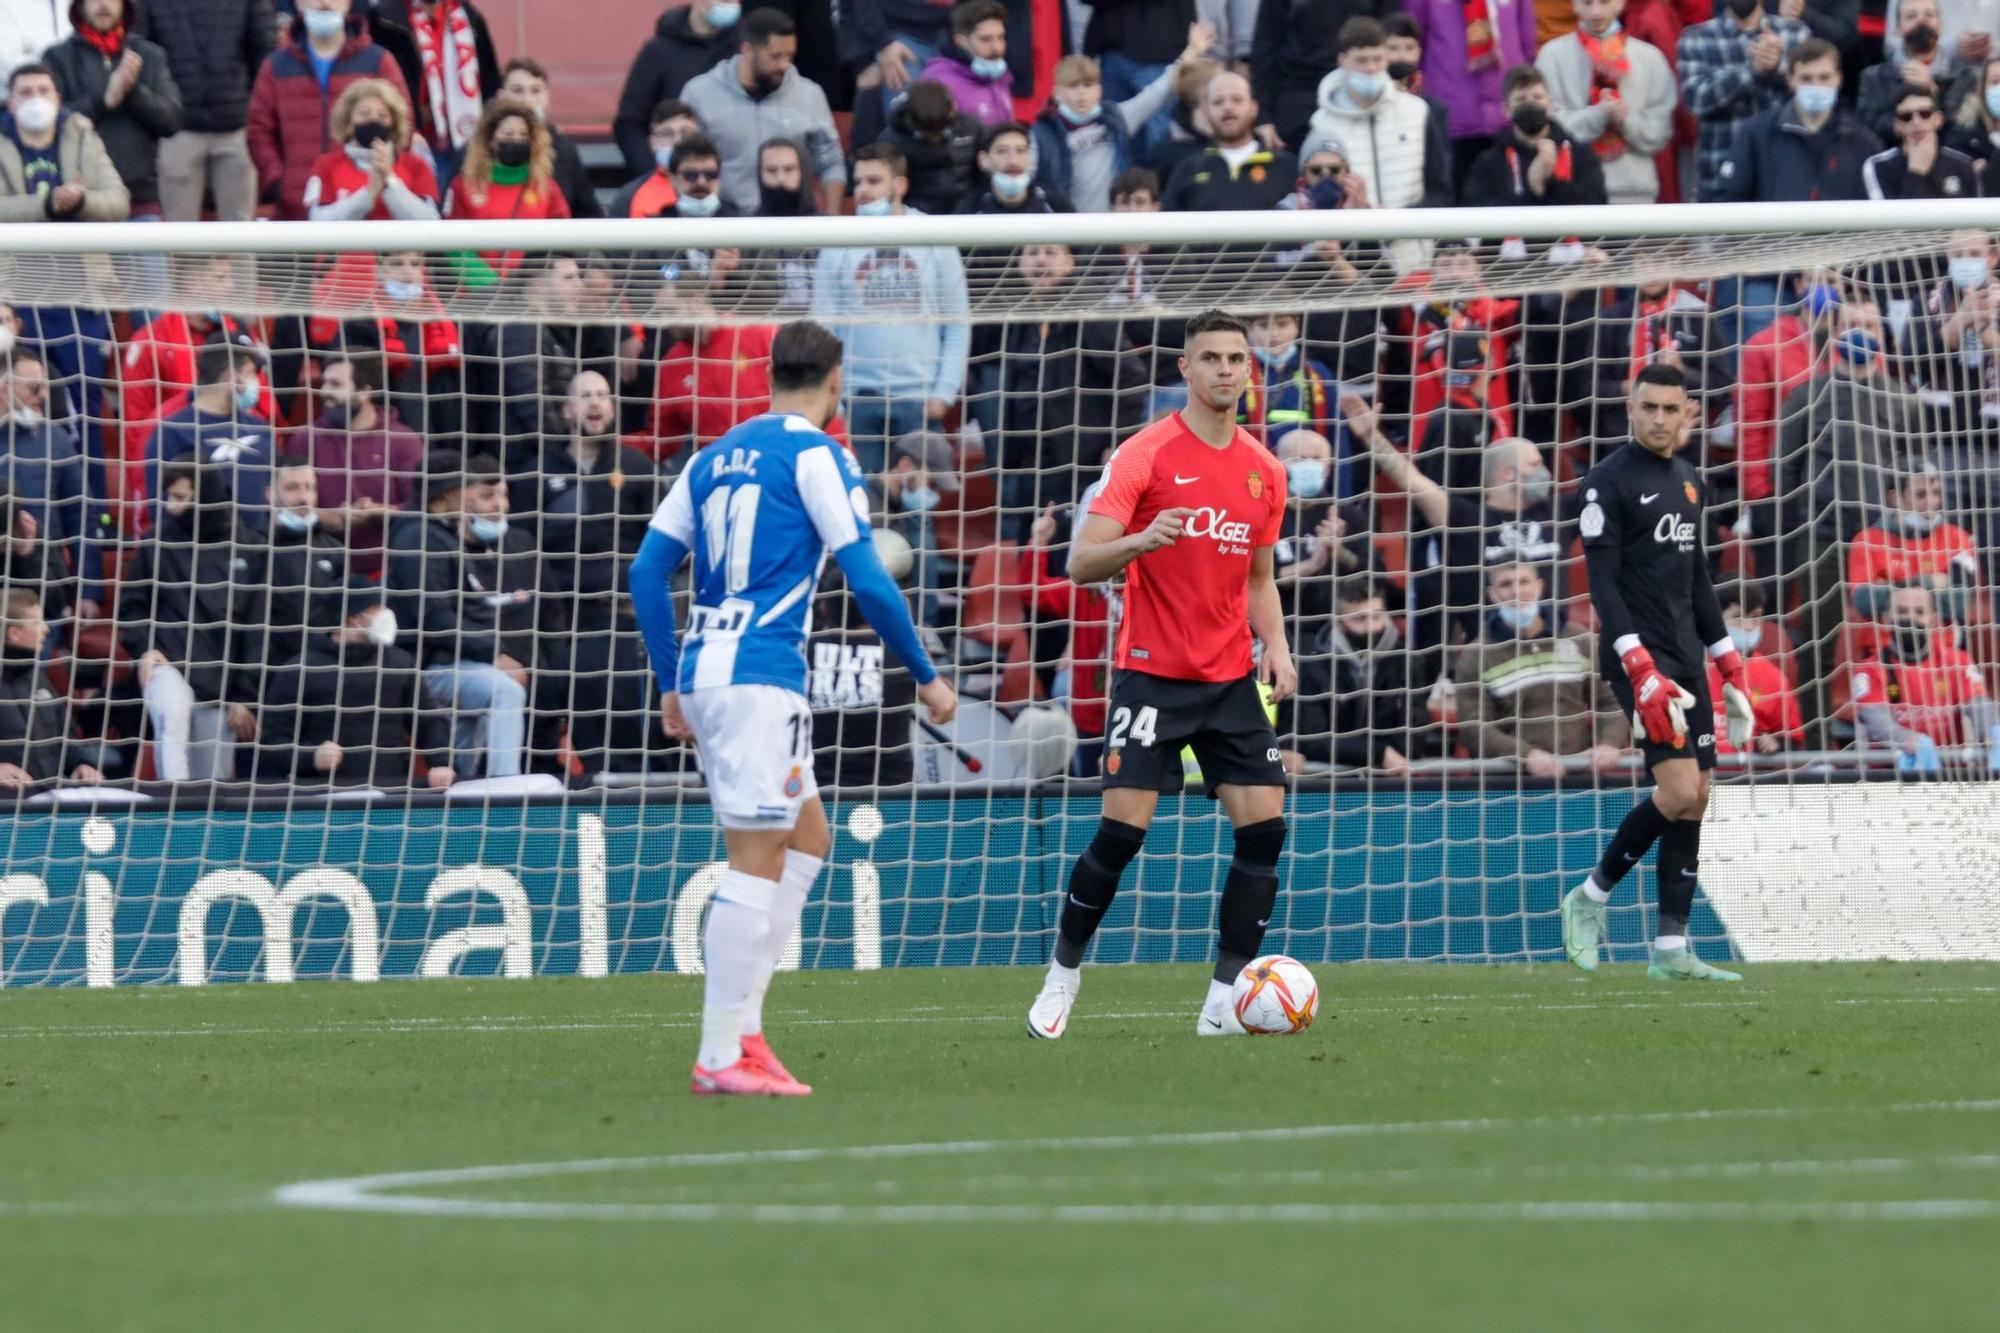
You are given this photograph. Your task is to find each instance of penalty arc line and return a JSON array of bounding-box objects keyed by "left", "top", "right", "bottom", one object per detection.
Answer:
[{"left": 269, "top": 1098, "right": 2000, "bottom": 1225}]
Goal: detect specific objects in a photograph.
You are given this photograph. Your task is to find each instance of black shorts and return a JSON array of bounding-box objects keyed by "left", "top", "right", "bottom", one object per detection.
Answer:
[
  {"left": 1608, "top": 670, "right": 1717, "bottom": 773},
  {"left": 1101, "top": 669, "right": 1286, "bottom": 796}
]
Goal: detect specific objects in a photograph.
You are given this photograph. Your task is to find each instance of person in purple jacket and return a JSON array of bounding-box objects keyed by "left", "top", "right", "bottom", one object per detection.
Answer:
[
  {"left": 1408, "top": 0, "right": 1537, "bottom": 188},
  {"left": 918, "top": 0, "right": 1015, "bottom": 126}
]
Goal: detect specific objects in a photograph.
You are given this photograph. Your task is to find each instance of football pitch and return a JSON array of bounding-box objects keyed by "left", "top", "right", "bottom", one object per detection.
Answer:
[{"left": 3, "top": 962, "right": 1997, "bottom": 1331}]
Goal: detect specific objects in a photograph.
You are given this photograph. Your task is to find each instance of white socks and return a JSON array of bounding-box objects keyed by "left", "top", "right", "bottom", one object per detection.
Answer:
[
  {"left": 1654, "top": 934, "right": 1687, "bottom": 952},
  {"left": 1203, "top": 978, "right": 1234, "bottom": 1014},
  {"left": 1045, "top": 959, "right": 1080, "bottom": 992},
  {"left": 1580, "top": 875, "right": 1611, "bottom": 904},
  {"left": 741, "top": 850, "right": 823, "bottom": 1037},
  {"left": 697, "top": 869, "right": 776, "bottom": 1071}
]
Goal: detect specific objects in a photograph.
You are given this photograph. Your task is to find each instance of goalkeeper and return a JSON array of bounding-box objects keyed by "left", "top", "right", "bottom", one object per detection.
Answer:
[{"left": 1562, "top": 365, "right": 1751, "bottom": 982}]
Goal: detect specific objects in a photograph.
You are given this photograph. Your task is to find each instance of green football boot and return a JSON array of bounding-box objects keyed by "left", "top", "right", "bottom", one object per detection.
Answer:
[
  {"left": 1561, "top": 885, "right": 1607, "bottom": 973},
  {"left": 1647, "top": 944, "right": 1742, "bottom": 982}
]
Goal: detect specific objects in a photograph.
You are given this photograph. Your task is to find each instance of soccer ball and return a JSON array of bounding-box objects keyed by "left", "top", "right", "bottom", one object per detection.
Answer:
[{"left": 1232, "top": 955, "right": 1318, "bottom": 1035}]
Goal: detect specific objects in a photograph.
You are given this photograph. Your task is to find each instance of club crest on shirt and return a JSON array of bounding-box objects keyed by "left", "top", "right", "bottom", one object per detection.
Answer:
[
  {"left": 1106, "top": 750, "right": 1122, "bottom": 776},
  {"left": 784, "top": 765, "right": 803, "bottom": 798},
  {"left": 1684, "top": 481, "right": 1698, "bottom": 504},
  {"left": 1247, "top": 471, "right": 1263, "bottom": 499}
]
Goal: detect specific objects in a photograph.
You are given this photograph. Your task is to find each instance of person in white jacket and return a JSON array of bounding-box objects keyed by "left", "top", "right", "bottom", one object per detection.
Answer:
[
  {"left": 0, "top": 1, "right": 62, "bottom": 81},
  {"left": 1537, "top": 0, "right": 1677, "bottom": 205}
]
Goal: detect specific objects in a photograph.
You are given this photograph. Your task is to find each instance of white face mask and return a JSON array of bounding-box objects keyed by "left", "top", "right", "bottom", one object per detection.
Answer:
[
  {"left": 856, "top": 195, "right": 894, "bottom": 217},
  {"left": 9, "top": 405, "right": 41, "bottom": 428},
  {"left": 990, "top": 169, "right": 1031, "bottom": 201},
  {"left": 677, "top": 191, "right": 721, "bottom": 218},
  {"left": 365, "top": 607, "right": 400, "bottom": 647},
  {"left": 382, "top": 278, "right": 424, "bottom": 303},
  {"left": 1727, "top": 625, "right": 1761, "bottom": 655},
  {"left": 13, "top": 96, "right": 56, "bottom": 136}
]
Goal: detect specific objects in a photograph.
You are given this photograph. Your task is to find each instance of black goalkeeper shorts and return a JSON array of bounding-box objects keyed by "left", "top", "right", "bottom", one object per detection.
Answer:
[
  {"left": 1101, "top": 669, "right": 1286, "bottom": 797},
  {"left": 1608, "top": 670, "right": 1717, "bottom": 774}
]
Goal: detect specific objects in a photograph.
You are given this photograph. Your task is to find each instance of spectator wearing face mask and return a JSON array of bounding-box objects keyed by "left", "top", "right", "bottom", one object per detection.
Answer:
[
  {"left": 1848, "top": 458, "right": 1980, "bottom": 623},
  {"left": 612, "top": 0, "right": 739, "bottom": 177},
  {"left": 0, "top": 585, "right": 101, "bottom": 787},
  {"left": 1862, "top": 82, "right": 1982, "bottom": 199},
  {"left": 1853, "top": 580, "right": 1998, "bottom": 766},
  {"left": 1406, "top": 0, "right": 1540, "bottom": 187},
  {"left": 1537, "top": 0, "right": 1677, "bottom": 205},
  {"left": 1735, "top": 273, "right": 1843, "bottom": 525},
  {"left": 307, "top": 248, "right": 463, "bottom": 445},
  {"left": 1677, "top": 0, "right": 1813, "bottom": 202},
  {"left": 443, "top": 97, "right": 570, "bottom": 290},
  {"left": 608, "top": 97, "right": 698, "bottom": 219},
  {"left": 301, "top": 76, "right": 439, "bottom": 221},
  {"left": 255, "top": 580, "right": 436, "bottom": 787},
  {"left": 116, "top": 253, "right": 259, "bottom": 481},
  {"left": 872, "top": 427, "right": 958, "bottom": 629},
  {"left": 1944, "top": 53, "right": 2000, "bottom": 180},
  {"left": 1464, "top": 64, "right": 1611, "bottom": 206},
  {"left": 957, "top": 118, "right": 1071, "bottom": 212},
  {"left": 920, "top": 1, "right": 1017, "bottom": 126},
  {"left": 879, "top": 78, "right": 980, "bottom": 216},
  {"left": 1704, "top": 581, "right": 1802, "bottom": 755},
  {"left": 246, "top": 0, "right": 410, "bottom": 222},
  {"left": 1238, "top": 311, "right": 1342, "bottom": 474},
  {"left": 44, "top": 0, "right": 184, "bottom": 218},
  {"left": 0, "top": 349, "right": 85, "bottom": 604},
  {"left": 1032, "top": 26, "right": 1211, "bottom": 213},
  {"left": 1451, "top": 559, "right": 1630, "bottom": 781},
  {"left": 1907, "top": 230, "right": 2000, "bottom": 422},
  {"left": 301, "top": 351, "right": 422, "bottom": 578},
  {"left": 260, "top": 459, "right": 351, "bottom": 671},
  {"left": 1859, "top": 0, "right": 1976, "bottom": 139},
  {"left": 140, "top": 333, "right": 273, "bottom": 527},
  {"left": 1251, "top": 0, "right": 1406, "bottom": 150},
  {"left": 369, "top": 0, "right": 501, "bottom": 184},
  {"left": 496, "top": 57, "right": 596, "bottom": 218},
  {"left": 679, "top": 8, "right": 845, "bottom": 214},
  {"left": 1301, "top": 19, "right": 1452, "bottom": 263},
  {"left": 1280, "top": 575, "right": 1437, "bottom": 775},
  {"left": 117, "top": 460, "right": 267, "bottom": 782},
  {"left": 1268, "top": 431, "right": 1391, "bottom": 651}
]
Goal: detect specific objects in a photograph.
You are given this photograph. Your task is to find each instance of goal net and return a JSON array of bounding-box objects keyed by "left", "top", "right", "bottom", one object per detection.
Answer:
[{"left": 2, "top": 202, "right": 1999, "bottom": 989}]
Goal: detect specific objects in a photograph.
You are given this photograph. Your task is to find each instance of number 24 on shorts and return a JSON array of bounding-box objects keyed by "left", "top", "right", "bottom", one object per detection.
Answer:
[{"left": 1108, "top": 705, "right": 1158, "bottom": 749}]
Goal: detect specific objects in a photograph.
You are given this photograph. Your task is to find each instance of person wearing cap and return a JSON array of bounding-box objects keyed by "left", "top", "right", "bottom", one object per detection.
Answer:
[
  {"left": 117, "top": 458, "right": 268, "bottom": 782},
  {"left": 384, "top": 449, "right": 544, "bottom": 785},
  {"left": 261, "top": 459, "right": 353, "bottom": 672},
  {"left": 512, "top": 370, "right": 662, "bottom": 780},
  {"left": 139, "top": 331, "right": 274, "bottom": 529},
  {"left": 255, "top": 578, "right": 439, "bottom": 788},
  {"left": 873, "top": 426, "right": 959, "bottom": 628}
]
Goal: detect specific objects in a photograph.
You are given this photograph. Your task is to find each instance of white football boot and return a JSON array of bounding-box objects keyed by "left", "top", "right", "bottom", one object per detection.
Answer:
[
  {"left": 1026, "top": 963, "right": 1080, "bottom": 1039},
  {"left": 1196, "top": 984, "right": 1248, "bottom": 1036}
]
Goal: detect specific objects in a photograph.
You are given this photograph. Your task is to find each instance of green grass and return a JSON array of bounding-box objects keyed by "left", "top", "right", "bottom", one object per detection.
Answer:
[{"left": 2, "top": 962, "right": 1997, "bottom": 1331}]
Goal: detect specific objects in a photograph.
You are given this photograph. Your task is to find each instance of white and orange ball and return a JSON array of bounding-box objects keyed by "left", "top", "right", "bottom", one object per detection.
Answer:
[{"left": 1232, "top": 955, "right": 1319, "bottom": 1035}]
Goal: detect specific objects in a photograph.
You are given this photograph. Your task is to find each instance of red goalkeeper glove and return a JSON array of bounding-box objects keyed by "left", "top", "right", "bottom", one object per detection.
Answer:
[
  {"left": 1620, "top": 642, "right": 1695, "bottom": 746},
  {"left": 1711, "top": 642, "right": 1756, "bottom": 749}
]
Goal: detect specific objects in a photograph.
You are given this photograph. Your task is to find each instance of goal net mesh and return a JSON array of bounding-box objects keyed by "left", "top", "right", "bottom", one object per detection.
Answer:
[{"left": 1, "top": 213, "right": 1997, "bottom": 986}]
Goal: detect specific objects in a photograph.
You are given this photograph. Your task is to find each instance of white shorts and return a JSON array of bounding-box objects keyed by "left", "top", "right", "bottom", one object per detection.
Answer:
[{"left": 682, "top": 684, "right": 819, "bottom": 830}]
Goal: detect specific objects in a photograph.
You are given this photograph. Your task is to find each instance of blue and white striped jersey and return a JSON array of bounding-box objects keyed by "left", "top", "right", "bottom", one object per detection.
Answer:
[{"left": 648, "top": 412, "right": 872, "bottom": 695}]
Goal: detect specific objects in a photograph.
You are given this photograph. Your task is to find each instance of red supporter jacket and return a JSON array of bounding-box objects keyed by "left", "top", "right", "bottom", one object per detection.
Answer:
[
  {"left": 1853, "top": 641, "right": 1990, "bottom": 745},
  {"left": 246, "top": 25, "right": 412, "bottom": 221},
  {"left": 443, "top": 172, "right": 572, "bottom": 284},
  {"left": 1705, "top": 653, "right": 1803, "bottom": 755},
  {"left": 302, "top": 146, "right": 440, "bottom": 220},
  {"left": 1389, "top": 280, "right": 1519, "bottom": 450},
  {"left": 1019, "top": 544, "right": 1111, "bottom": 737},
  {"left": 638, "top": 324, "right": 778, "bottom": 462},
  {"left": 306, "top": 291, "right": 462, "bottom": 378},
  {"left": 1734, "top": 312, "right": 1820, "bottom": 502}
]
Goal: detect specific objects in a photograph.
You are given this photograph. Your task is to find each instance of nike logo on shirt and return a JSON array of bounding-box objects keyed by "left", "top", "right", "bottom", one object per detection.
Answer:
[
  {"left": 1640, "top": 493, "right": 1660, "bottom": 504},
  {"left": 1174, "top": 474, "right": 1200, "bottom": 484}
]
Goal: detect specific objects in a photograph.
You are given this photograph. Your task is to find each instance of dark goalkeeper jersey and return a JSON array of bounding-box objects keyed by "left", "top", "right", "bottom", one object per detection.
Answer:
[{"left": 1578, "top": 441, "right": 1725, "bottom": 684}]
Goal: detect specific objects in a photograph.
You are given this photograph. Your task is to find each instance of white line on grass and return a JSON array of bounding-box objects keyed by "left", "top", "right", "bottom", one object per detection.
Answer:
[{"left": 268, "top": 1099, "right": 2000, "bottom": 1225}]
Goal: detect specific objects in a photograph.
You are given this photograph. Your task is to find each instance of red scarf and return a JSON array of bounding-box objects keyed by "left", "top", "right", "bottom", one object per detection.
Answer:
[
  {"left": 1504, "top": 141, "right": 1574, "bottom": 194},
  {"left": 1627, "top": 289, "right": 1677, "bottom": 389},
  {"left": 78, "top": 24, "right": 124, "bottom": 59},
  {"left": 412, "top": 1, "right": 483, "bottom": 149},
  {"left": 1464, "top": 0, "right": 1495, "bottom": 60},
  {"left": 1577, "top": 29, "right": 1631, "bottom": 159}
]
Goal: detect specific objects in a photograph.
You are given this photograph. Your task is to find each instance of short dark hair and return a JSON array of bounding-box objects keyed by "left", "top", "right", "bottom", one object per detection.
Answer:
[
  {"left": 769, "top": 320, "right": 844, "bottom": 392},
  {"left": 1790, "top": 37, "right": 1840, "bottom": 71},
  {"left": 1503, "top": 64, "right": 1545, "bottom": 98},
  {"left": 901, "top": 79, "right": 957, "bottom": 134},
  {"left": 1892, "top": 82, "right": 1939, "bottom": 111},
  {"left": 1633, "top": 362, "right": 1687, "bottom": 393},
  {"left": 160, "top": 459, "right": 198, "bottom": 496},
  {"left": 952, "top": 0, "right": 1007, "bottom": 36},
  {"left": 977, "top": 120, "right": 1030, "bottom": 155},
  {"left": 1334, "top": 575, "right": 1382, "bottom": 610},
  {"left": 650, "top": 98, "right": 697, "bottom": 130},
  {"left": 1184, "top": 308, "right": 1249, "bottom": 344},
  {"left": 670, "top": 134, "right": 721, "bottom": 174},
  {"left": 1720, "top": 581, "right": 1767, "bottom": 618},
  {"left": 501, "top": 55, "right": 547, "bottom": 83},
  {"left": 330, "top": 348, "right": 384, "bottom": 396},
  {"left": 1111, "top": 166, "right": 1159, "bottom": 204},
  {"left": 195, "top": 342, "right": 246, "bottom": 387},
  {"left": 1381, "top": 13, "right": 1421, "bottom": 42},
  {"left": 1337, "top": 17, "right": 1386, "bottom": 53},
  {"left": 854, "top": 141, "right": 908, "bottom": 179},
  {"left": 759, "top": 135, "right": 806, "bottom": 168},
  {"left": 8, "top": 61, "right": 53, "bottom": 93},
  {"left": 743, "top": 7, "right": 795, "bottom": 47}
]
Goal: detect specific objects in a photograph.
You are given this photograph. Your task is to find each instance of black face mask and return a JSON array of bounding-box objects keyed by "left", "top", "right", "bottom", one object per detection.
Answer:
[
  {"left": 494, "top": 140, "right": 530, "bottom": 169},
  {"left": 1511, "top": 103, "right": 1550, "bottom": 137},
  {"left": 1905, "top": 24, "right": 1940, "bottom": 57},
  {"left": 759, "top": 182, "right": 808, "bottom": 216},
  {"left": 352, "top": 121, "right": 392, "bottom": 150},
  {"left": 1893, "top": 620, "right": 1931, "bottom": 660},
  {"left": 1726, "top": 0, "right": 1760, "bottom": 19},
  {"left": 1387, "top": 60, "right": 1418, "bottom": 84}
]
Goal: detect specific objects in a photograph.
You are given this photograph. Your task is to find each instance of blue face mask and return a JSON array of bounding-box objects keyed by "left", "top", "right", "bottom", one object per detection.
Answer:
[
  {"left": 971, "top": 56, "right": 1009, "bottom": 81},
  {"left": 1728, "top": 625, "right": 1762, "bottom": 655},
  {"left": 1057, "top": 101, "right": 1101, "bottom": 126},
  {"left": 469, "top": 515, "right": 508, "bottom": 544},
  {"left": 1951, "top": 256, "right": 1990, "bottom": 291},
  {"left": 1493, "top": 603, "right": 1541, "bottom": 632},
  {"left": 900, "top": 485, "right": 942, "bottom": 513},
  {"left": 1898, "top": 508, "right": 1940, "bottom": 535},
  {"left": 990, "top": 169, "right": 1030, "bottom": 201},
  {"left": 1285, "top": 459, "right": 1328, "bottom": 500},
  {"left": 1803, "top": 283, "right": 1842, "bottom": 320},
  {"left": 1985, "top": 86, "right": 2000, "bottom": 120},
  {"left": 856, "top": 195, "right": 894, "bottom": 217},
  {"left": 276, "top": 508, "right": 318, "bottom": 534},
  {"left": 235, "top": 380, "right": 260, "bottom": 413},
  {"left": 1252, "top": 343, "right": 1298, "bottom": 372},
  {"left": 1346, "top": 70, "right": 1388, "bottom": 100},
  {"left": 302, "top": 8, "right": 345, "bottom": 40},
  {"left": 1794, "top": 84, "right": 1838, "bottom": 118},
  {"left": 704, "top": 2, "right": 741, "bottom": 26},
  {"left": 1835, "top": 329, "right": 1880, "bottom": 364},
  {"left": 655, "top": 145, "right": 675, "bottom": 173}
]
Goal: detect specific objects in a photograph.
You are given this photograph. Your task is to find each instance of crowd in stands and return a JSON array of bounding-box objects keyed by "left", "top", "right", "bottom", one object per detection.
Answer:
[{"left": 0, "top": 0, "right": 1995, "bottom": 792}]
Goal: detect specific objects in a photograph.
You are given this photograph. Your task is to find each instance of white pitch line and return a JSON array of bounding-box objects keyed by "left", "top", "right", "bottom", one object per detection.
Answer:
[{"left": 268, "top": 1098, "right": 2000, "bottom": 1225}]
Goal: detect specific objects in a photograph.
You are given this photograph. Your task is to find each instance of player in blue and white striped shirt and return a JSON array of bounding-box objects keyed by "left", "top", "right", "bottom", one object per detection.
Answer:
[{"left": 630, "top": 320, "right": 958, "bottom": 1097}]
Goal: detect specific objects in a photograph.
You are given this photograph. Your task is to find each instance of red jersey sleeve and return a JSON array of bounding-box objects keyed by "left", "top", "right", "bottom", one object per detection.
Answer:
[
  {"left": 1847, "top": 528, "right": 1886, "bottom": 589},
  {"left": 1258, "top": 452, "right": 1287, "bottom": 545},
  {"left": 1090, "top": 436, "right": 1159, "bottom": 528}
]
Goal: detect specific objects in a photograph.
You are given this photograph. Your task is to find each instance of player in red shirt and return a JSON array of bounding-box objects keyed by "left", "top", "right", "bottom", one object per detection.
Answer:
[
  {"left": 1026, "top": 310, "right": 1299, "bottom": 1040},
  {"left": 1854, "top": 582, "right": 1997, "bottom": 754}
]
